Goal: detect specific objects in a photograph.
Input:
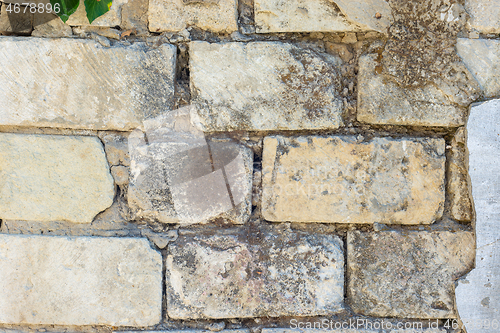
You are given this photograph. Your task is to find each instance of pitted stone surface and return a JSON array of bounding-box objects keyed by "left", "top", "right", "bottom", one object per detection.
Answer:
[
  {"left": 128, "top": 109, "right": 253, "bottom": 225},
  {"left": 456, "top": 99, "right": 500, "bottom": 333},
  {"left": 348, "top": 231, "right": 475, "bottom": 319},
  {"left": 0, "top": 234, "right": 162, "bottom": 326},
  {"left": 357, "top": 54, "right": 473, "bottom": 127},
  {"left": 166, "top": 225, "right": 344, "bottom": 319},
  {"left": 465, "top": 0, "right": 500, "bottom": 34},
  {"left": 254, "top": 0, "right": 391, "bottom": 33},
  {"left": 0, "top": 37, "right": 176, "bottom": 131},
  {"left": 447, "top": 127, "right": 473, "bottom": 222},
  {"left": 190, "top": 41, "right": 344, "bottom": 132},
  {"left": 262, "top": 136, "right": 445, "bottom": 224},
  {"left": 457, "top": 38, "right": 500, "bottom": 98},
  {"left": 148, "top": 0, "right": 237, "bottom": 33},
  {"left": 0, "top": 133, "right": 114, "bottom": 223}
]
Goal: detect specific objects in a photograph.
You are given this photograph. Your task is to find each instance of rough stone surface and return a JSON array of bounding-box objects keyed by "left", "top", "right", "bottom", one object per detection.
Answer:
[
  {"left": 128, "top": 108, "right": 253, "bottom": 225},
  {"left": 254, "top": 0, "right": 391, "bottom": 33},
  {"left": 190, "top": 41, "right": 344, "bottom": 132},
  {"left": 348, "top": 230, "right": 475, "bottom": 319},
  {"left": 357, "top": 54, "right": 474, "bottom": 127},
  {"left": 0, "top": 234, "right": 162, "bottom": 326},
  {"left": 456, "top": 99, "right": 500, "bottom": 333},
  {"left": 262, "top": 136, "right": 445, "bottom": 224},
  {"left": 0, "top": 133, "right": 114, "bottom": 223},
  {"left": 148, "top": 0, "right": 237, "bottom": 33},
  {"left": 166, "top": 225, "right": 344, "bottom": 319},
  {"left": 465, "top": 0, "right": 500, "bottom": 33},
  {"left": 32, "top": 13, "right": 72, "bottom": 37},
  {"left": 121, "top": 0, "right": 148, "bottom": 35},
  {"left": 65, "top": 0, "right": 127, "bottom": 26},
  {"left": 447, "top": 127, "right": 473, "bottom": 222},
  {"left": 0, "top": 3, "right": 32, "bottom": 34},
  {"left": 0, "top": 37, "right": 176, "bottom": 131},
  {"left": 457, "top": 38, "right": 500, "bottom": 98},
  {"left": 119, "top": 331, "right": 248, "bottom": 333}
]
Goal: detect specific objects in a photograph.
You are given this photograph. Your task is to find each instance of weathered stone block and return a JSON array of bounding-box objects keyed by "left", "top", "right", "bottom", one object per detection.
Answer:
[
  {"left": 166, "top": 225, "right": 344, "bottom": 319},
  {"left": 254, "top": 0, "right": 391, "bottom": 33},
  {"left": 0, "top": 234, "right": 162, "bottom": 326},
  {"left": 0, "top": 3, "right": 32, "bottom": 34},
  {"left": 357, "top": 54, "right": 471, "bottom": 127},
  {"left": 457, "top": 38, "right": 500, "bottom": 98},
  {"left": 0, "top": 133, "right": 114, "bottom": 223},
  {"left": 148, "top": 0, "right": 237, "bottom": 33},
  {"left": 0, "top": 37, "right": 176, "bottom": 131},
  {"left": 32, "top": 12, "right": 72, "bottom": 37},
  {"left": 348, "top": 231, "right": 475, "bottom": 318},
  {"left": 190, "top": 41, "right": 344, "bottom": 132},
  {"left": 447, "top": 127, "right": 473, "bottom": 222},
  {"left": 465, "top": 0, "right": 500, "bottom": 34},
  {"left": 456, "top": 99, "right": 500, "bottom": 333},
  {"left": 262, "top": 136, "right": 445, "bottom": 224},
  {"left": 128, "top": 108, "right": 253, "bottom": 225}
]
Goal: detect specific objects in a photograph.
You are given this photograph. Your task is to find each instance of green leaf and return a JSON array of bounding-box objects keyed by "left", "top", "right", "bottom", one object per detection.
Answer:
[
  {"left": 50, "top": 0, "right": 80, "bottom": 23},
  {"left": 84, "top": 0, "right": 113, "bottom": 24}
]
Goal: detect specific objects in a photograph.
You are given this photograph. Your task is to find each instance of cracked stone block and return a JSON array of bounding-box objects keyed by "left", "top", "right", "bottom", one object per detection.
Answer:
[
  {"left": 348, "top": 230, "right": 475, "bottom": 319},
  {"left": 0, "top": 37, "right": 176, "bottom": 131},
  {"left": 456, "top": 99, "right": 500, "bottom": 333},
  {"left": 0, "top": 133, "right": 114, "bottom": 223},
  {"left": 148, "top": 0, "right": 237, "bottom": 33},
  {"left": 357, "top": 54, "right": 476, "bottom": 127},
  {"left": 457, "top": 38, "right": 500, "bottom": 98},
  {"left": 128, "top": 108, "right": 253, "bottom": 225},
  {"left": 190, "top": 41, "right": 344, "bottom": 132},
  {"left": 447, "top": 127, "right": 473, "bottom": 222},
  {"left": 0, "top": 234, "right": 162, "bottom": 326},
  {"left": 166, "top": 225, "right": 344, "bottom": 319},
  {"left": 254, "top": 0, "right": 391, "bottom": 33},
  {"left": 465, "top": 0, "right": 500, "bottom": 34},
  {"left": 262, "top": 136, "right": 445, "bottom": 224}
]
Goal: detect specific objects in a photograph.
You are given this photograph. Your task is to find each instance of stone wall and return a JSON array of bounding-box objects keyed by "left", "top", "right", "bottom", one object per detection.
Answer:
[{"left": 0, "top": 0, "right": 499, "bottom": 332}]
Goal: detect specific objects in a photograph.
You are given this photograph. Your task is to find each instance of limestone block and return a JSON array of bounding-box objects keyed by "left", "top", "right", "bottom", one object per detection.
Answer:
[
  {"left": 254, "top": 0, "right": 391, "bottom": 33},
  {"left": 348, "top": 231, "right": 475, "bottom": 318},
  {"left": 262, "top": 136, "right": 445, "bottom": 224},
  {"left": 190, "top": 41, "right": 344, "bottom": 132},
  {"left": 0, "top": 234, "right": 162, "bottom": 326},
  {"left": 0, "top": 133, "right": 114, "bottom": 223},
  {"left": 32, "top": 13, "right": 72, "bottom": 37},
  {"left": 128, "top": 108, "right": 253, "bottom": 225},
  {"left": 357, "top": 54, "right": 472, "bottom": 127},
  {"left": 166, "top": 225, "right": 344, "bottom": 319},
  {"left": 465, "top": 0, "right": 500, "bottom": 34},
  {"left": 148, "top": 0, "right": 238, "bottom": 33},
  {"left": 457, "top": 38, "right": 500, "bottom": 98},
  {"left": 0, "top": 37, "right": 176, "bottom": 131},
  {"left": 456, "top": 99, "right": 500, "bottom": 333},
  {"left": 447, "top": 127, "right": 473, "bottom": 222}
]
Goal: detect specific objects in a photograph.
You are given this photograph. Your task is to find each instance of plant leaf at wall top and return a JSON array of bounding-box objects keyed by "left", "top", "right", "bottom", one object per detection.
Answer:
[
  {"left": 49, "top": 0, "right": 112, "bottom": 24},
  {"left": 50, "top": 0, "right": 79, "bottom": 23},
  {"left": 84, "top": 0, "right": 113, "bottom": 24}
]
